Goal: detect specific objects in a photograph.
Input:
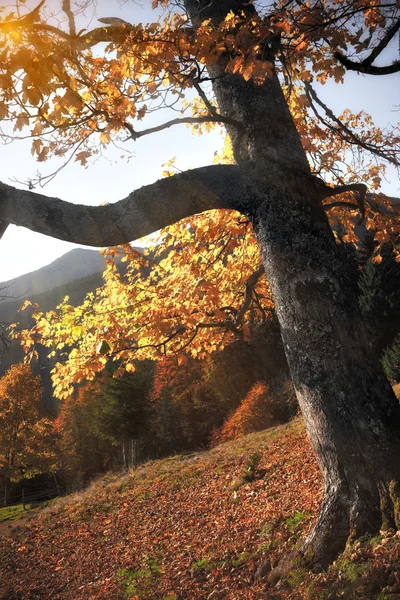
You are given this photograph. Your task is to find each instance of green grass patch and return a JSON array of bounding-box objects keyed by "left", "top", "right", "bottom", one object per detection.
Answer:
[
  {"left": 117, "top": 557, "right": 162, "bottom": 599},
  {"left": 232, "top": 551, "right": 251, "bottom": 567},
  {"left": 0, "top": 503, "right": 28, "bottom": 523},
  {"left": 193, "top": 555, "right": 214, "bottom": 571},
  {"left": 284, "top": 511, "right": 312, "bottom": 534},
  {"left": 0, "top": 501, "right": 57, "bottom": 524}
]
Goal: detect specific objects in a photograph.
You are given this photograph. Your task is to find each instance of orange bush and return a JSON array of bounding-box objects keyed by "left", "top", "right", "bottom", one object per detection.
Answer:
[{"left": 217, "top": 382, "right": 288, "bottom": 443}]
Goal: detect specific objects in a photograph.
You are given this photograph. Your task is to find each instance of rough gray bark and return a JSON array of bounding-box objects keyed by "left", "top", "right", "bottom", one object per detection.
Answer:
[
  {"left": 0, "top": 165, "right": 264, "bottom": 245},
  {"left": 0, "top": 0, "right": 399, "bottom": 571},
  {"left": 253, "top": 181, "right": 400, "bottom": 568}
]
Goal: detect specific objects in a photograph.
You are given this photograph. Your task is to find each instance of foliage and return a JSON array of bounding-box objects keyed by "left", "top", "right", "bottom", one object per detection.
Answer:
[
  {"left": 0, "top": 0, "right": 398, "bottom": 196},
  {"left": 355, "top": 237, "right": 400, "bottom": 371},
  {"left": 217, "top": 383, "right": 289, "bottom": 443},
  {"left": 17, "top": 209, "right": 274, "bottom": 399},
  {"left": 359, "top": 242, "right": 400, "bottom": 348},
  {"left": 149, "top": 352, "right": 249, "bottom": 454},
  {"left": 55, "top": 361, "right": 154, "bottom": 488},
  {"left": 51, "top": 332, "right": 292, "bottom": 487},
  {"left": 0, "top": 364, "right": 58, "bottom": 497},
  {"left": 1, "top": 0, "right": 400, "bottom": 574},
  {"left": 382, "top": 336, "right": 400, "bottom": 383}
]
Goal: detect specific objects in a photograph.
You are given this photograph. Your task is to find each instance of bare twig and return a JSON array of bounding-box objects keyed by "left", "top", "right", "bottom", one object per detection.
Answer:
[
  {"left": 234, "top": 265, "right": 265, "bottom": 327},
  {"left": 124, "top": 115, "right": 243, "bottom": 141},
  {"left": 305, "top": 82, "right": 400, "bottom": 167}
]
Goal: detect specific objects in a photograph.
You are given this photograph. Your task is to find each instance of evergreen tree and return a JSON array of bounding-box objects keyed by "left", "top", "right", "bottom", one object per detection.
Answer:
[
  {"left": 358, "top": 243, "right": 400, "bottom": 355},
  {"left": 383, "top": 336, "right": 400, "bottom": 383}
]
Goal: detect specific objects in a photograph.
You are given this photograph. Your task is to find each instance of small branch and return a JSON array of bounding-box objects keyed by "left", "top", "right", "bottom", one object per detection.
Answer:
[
  {"left": 126, "top": 115, "right": 243, "bottom": 140},
  {"left": 61, "top": 0, "right": 76, "bottom": 37},
  {"left": 323, "top": 201, "right": 359, "bottom": 212},
  {"left": 192, "top": 81, "right": 217, "bottom": 116},
  {"left": 319, "top": 182, "right": 368, "bottom": 223},
  {"left": 234, "top": 265, "right": 265, "bottom": 327},
  {"left": 305, "top": 82, "right": 400, "bottom": 167}
]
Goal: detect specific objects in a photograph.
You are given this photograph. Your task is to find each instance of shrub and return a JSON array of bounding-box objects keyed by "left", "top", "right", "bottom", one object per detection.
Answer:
[
  {"left": 382, "top": 335, "right": 400, "bottom": 383},
  {"left": 216, "top": 383, "right": 288, "bottom": 443}
]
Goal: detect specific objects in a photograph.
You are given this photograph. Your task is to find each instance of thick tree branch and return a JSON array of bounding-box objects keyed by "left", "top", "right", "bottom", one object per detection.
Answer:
[
  {"left": 317, "top": 182, "right": 366, "bottom": 222},
  {"left": 0, "top": 165, "right": 263, "bottom": 247},
  {"left": 363, "top": 19, "right": 400, "bottom": 67},
  {"left": 334, "top": 51, "right": 400, "bottom": 75},
  {"left": 320, "top": 182, "right": 400, "bottom": 221}
]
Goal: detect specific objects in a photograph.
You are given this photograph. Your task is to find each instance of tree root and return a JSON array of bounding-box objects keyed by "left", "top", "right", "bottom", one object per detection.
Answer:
[{"left": 255, "top": 479, "right": 400, "bottom": 585}]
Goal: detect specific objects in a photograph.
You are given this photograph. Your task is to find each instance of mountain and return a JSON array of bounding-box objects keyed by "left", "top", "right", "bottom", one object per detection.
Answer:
[{"left": 0, "top": 248, "right": 109, "bottom": 306}]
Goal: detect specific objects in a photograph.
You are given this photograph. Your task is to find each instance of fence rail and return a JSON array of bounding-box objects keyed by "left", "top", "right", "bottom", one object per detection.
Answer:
[
  {"left": 3, "top": 486, "right": 66, "bottom": 510},
  {"left": 22, "top": 487, "right": 65, "bottom": 509}
]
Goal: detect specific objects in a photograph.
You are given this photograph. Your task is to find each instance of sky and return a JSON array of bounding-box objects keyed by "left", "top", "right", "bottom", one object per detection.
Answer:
[{"left": 0, "top": 0, "right": 398, "bottom": 282}]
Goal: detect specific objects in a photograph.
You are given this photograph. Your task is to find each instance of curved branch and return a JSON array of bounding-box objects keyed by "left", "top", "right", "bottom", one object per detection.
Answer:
[
  {"left": 334, "top": 51, "right": 400, "bottom": 75},
  {"left": 320, "top": 182, "right": 400, "bottom": 220},
  {"left": 0, "top": 165, "right": 263, "bottom": 247},
  {"left": 317, "top": 181, "right": 367, "bottom": 222},
  {"left": 305, "top": 82, "right": 400, "bottom": 167},
  {"left": 235, "top": 264, "right": 265, "bottom": 326}
]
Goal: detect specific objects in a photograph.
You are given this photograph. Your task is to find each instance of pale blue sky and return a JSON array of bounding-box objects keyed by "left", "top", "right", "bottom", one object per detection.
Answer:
[{"left": 0, "top": 0, "right": 398, "bottom": 282}]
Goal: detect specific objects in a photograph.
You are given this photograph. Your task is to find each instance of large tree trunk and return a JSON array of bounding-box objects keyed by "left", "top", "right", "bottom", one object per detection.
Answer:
[
  {"left": 253, "top": 181, "right": 400, "bottom": 568},
  {"left": 185, "top": 0, "right": 400, "bottom": 569}
]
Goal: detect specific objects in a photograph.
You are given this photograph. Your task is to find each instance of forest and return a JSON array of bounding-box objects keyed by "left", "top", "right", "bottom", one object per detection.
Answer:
[{"left": 0, "top": 0, "right": 399, "bottom": 597}]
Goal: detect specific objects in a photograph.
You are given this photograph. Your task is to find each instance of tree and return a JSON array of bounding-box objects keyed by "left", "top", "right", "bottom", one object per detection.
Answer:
[
  {"left": 1, "top": 0, "right": 400, "bottom": 570},
  {"left": 383, "top": 336, "right": 400, "bottom": 383},
  {"left": 55, "top": 362, "right": 154, "bottom": 487},
  {"left": 358, "top": 241, "right": 400, "bottom": 355},
  {"left": 0, "top": 363, "right": 57, "bottom": 504}
]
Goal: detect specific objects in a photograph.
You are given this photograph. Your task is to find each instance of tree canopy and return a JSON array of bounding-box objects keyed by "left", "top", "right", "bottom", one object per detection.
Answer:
[
  {"left": 0, "top": 0, "right": 398, "bottom": 245},
  {"left": 0, "top": 364, "right": 57, "bottom": 498}
]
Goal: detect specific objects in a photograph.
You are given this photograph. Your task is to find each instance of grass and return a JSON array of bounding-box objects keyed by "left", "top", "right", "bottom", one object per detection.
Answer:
[
  {"left": 0, "top": 503, "right": 27, "bottom": 523},
  {"left": 0, "top": 500, "right": 58, "bottom": 523}
]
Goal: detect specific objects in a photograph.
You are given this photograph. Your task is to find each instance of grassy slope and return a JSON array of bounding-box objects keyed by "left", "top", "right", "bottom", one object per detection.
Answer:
[{"left": 1, "top": 418, "right": 400, "bottom": 600}]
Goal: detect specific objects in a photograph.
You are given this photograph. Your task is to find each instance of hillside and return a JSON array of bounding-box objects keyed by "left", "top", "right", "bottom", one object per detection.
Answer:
[
  {"left": 0, "top": 248, "right": 108, "bottom": 307},
  {"left": 1, "top": 418, "right": 399, "bottom": 600}
]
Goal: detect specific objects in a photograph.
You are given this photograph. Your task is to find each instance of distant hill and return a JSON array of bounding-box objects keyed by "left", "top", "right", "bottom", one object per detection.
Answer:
[{"left": 0, "top": 248, "right": 110, "bottom": 307}]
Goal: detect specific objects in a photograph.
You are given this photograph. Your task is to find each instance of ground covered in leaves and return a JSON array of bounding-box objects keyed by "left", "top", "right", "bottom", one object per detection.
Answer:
[{"left": 1, "top": 418, "right": 400, "bottom": 599}]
